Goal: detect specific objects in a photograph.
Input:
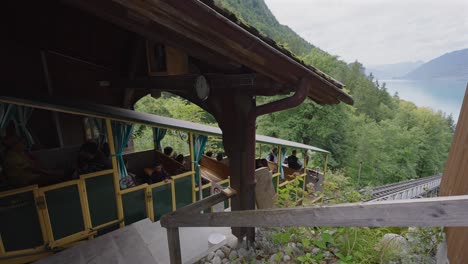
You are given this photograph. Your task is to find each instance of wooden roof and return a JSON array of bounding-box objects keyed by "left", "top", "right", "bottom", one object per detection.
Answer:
[
  {"left": 0, "top": 96, "right": 329, "bottom": 153},
  {"left": 65, "top": 0, "right": 353, "bottom": 105}
]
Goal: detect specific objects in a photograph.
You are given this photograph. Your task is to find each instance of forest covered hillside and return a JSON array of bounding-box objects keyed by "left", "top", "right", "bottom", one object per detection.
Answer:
[
  {"left": 136, "top": 0, "right": 454, "bottom": 187},
  {"left": 212, "top": 0, "right": 454, "bottom": 186}
]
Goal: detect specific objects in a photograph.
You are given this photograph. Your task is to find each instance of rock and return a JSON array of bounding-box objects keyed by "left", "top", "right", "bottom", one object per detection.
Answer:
[
  {"left": 380, "top": 233, "right": 409, "bottom": 255},
  {"left": 269, "top": 254, "right": 277, "bottom": 263},
  {"left": 222, "top": 258, "right": 229, "bottom": 264},
  {"left": 283, "top": 254, "right": 291, "bottom": 261},
  {"left": 229, "top": 250, "right": 238, "bottom": 259},
  {"left": 312, "top": 248, "right": 320, "bottom": 254},
  {"left": 323, "top": 251, "right": 332, "bottom": 258},
  {"left": 290, "top": 234, "right": 296, "bottom": 242},
  {"left": 215, "top": 249, "right": 225, "bottom": 259},
  {"left": 212, "top": 256, "right": 222, "bottom": 264},
  {"left": 220, "top": 246, "right": 231, "bottom": 256},
  {"left": 238, "top": 247, "right": 249, "bottom": 257},
  {"left": 288, "top": 242, "right": 296, "bottom": 248},
  {"left": 207, "top": 251, "right": 215, "bottom": 260},
  {"left": 323, "top": 230, "right": 336, "bottom": 236},
  {"left": 227, "top": 238, "right": 238, "bottom": 249}
]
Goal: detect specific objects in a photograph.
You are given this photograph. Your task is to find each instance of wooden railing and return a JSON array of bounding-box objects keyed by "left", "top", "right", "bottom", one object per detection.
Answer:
[{"left": 160, "top": 192, "right": 468, "bottom": 264}]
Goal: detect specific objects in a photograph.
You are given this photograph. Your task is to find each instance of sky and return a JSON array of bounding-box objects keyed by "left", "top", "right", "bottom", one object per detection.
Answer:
[{"left": 264, "top": 0, "right": 468, "bottom": 66}]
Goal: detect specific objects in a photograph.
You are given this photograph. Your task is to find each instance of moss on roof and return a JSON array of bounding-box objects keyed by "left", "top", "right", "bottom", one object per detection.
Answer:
[{"left": 199, "top": 0, "right": 345, "bottom": 89}]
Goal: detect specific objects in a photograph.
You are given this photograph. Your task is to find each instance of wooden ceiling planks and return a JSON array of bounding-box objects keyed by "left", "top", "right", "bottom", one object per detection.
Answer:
[{"left": 62, "top": 0, "right": 353, "bottom": 105}]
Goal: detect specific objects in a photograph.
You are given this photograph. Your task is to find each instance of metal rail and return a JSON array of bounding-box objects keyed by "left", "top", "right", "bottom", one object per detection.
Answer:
[{"left": 366, "top": 175, "right": 442, "bottom": 202}]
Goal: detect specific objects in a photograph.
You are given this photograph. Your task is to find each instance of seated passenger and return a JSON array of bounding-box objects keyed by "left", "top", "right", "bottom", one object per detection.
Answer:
[
  {"left": 205, "top": 151, "right": 213, "bottom": 158},
  {"left": 146, "top": 162, "right": 170, "bottom": 184},
  {"left": 73, "top": 141, "right": 111, "bottom": 178},
  {"left": 216, "top": 152, "right": 223, "bottom": 162},
  {"left": 255, "top": 158, "right": 269, "bottom": 169},
  {"left": 175, "top": 154, "right": 185, "bottom": 165},
  {"left": 266, "top": 148, "right": 278, "bottom": 163},
  {"left": 286, "top": 150, "right": 303, "bottom": 170},
  {"left": 3, "top": 136, "right": 63, "bottom": 187}
]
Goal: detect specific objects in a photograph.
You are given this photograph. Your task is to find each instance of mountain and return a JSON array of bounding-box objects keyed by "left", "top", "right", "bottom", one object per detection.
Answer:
[
  {"left": 365, "top": 61, "right": 424, "bottom": 80},
  {"left": 403, "top": 48, "right": 468, "bottom": 80},
  {"left": 214, "top": 0, "right": 314, "bottom": 56}
]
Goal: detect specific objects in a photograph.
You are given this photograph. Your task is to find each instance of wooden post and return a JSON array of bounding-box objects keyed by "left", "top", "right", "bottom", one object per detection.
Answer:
[
  {"left": 211, "top": 93, "right": 257, "bottom": 242},
  {"left": 357, "top": 161, "right": 362, "bottom": 186},
  {"left": 277, "top": 145, "right": 282, "bottom": 177},
  {"left": 105, "top": 119, "right": 125, "bottom": 228},
  {"left": 167, "top": 227, "right": 182, "bottom": 264},
  {"left": 188, "top": 132, "right": 200, "bottom": 201},
  {"left": 323, "top": 153, "right": 328, "bottom": 181}
]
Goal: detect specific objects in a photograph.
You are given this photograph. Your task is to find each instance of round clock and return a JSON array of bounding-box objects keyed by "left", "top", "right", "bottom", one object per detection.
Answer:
[{"left": 195, "top": 75, "right": 210, "bottom": 101}]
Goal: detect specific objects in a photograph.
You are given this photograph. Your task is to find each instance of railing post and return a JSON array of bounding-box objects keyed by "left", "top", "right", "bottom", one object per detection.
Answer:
[{"left": 167, "top": 227, "right": 182, "bottom": 264}]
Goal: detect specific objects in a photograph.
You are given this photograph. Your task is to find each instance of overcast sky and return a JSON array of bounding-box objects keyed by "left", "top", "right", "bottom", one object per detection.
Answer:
[{"left": 264, "top": 0, "right": 468, "bottom": 66}]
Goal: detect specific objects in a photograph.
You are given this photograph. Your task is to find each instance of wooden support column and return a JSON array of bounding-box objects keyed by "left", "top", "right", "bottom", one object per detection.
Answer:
[
  {"left": 209, "top": 92, "right": 257, "bottom": 242},
  {"left": 439, "top": 84, "right": 468, "bottom": 264},
  {"left": 167, "top": 228, "right": 182, "bottom": 264}
]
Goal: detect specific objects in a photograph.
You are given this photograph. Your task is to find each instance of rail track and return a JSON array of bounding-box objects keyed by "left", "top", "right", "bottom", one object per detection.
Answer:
[{"left": 365, "top": 175, "right": 442, "bottom": 202}]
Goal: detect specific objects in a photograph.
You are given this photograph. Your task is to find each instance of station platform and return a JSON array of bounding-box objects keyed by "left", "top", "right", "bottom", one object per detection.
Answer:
[{"left": 34, "top": 219, "right": 234, "bottom": 264}]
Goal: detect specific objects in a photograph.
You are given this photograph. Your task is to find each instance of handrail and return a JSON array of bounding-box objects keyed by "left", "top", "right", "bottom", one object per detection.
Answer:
[{"left": 161, "top": 194, "right": 468, "bottom": 264}]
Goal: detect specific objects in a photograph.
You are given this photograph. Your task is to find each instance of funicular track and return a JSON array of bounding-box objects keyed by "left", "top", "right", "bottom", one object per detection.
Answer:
[{"left": 365, "top": 175, "right": 442, "bottom": 202}]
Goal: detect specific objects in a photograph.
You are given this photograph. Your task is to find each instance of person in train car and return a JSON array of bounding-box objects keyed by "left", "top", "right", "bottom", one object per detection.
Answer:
[
  {"left": 73, "top": 141, "right": 111, "bottom": 179},
  {"left": 216, "top": 152, "right": 223, "bottom": 162},
  {"left": 147, "top": 161, "right": 171, "bottom": 184},
  {"left": 175, "top": 154, "right": 185, "bottom": 165},
  {"left": 3, "top": 135, "right": 63, "bottom": 187},
  {"left": 205, "top": 151, "right": 213, "bottom": 158},
  {"left": 266, "top": 147, "right": 278, "bottom": 163},
  {"left": 163, "top": 146, "right": 178, "bottom": 159},
  {"left": 286, "top": 150, "right": 303, "bottom": 170}
]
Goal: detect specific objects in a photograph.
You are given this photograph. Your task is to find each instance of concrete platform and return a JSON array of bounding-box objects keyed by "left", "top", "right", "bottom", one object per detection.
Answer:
[{"left": 34, "top": 219, "right": 235, "bottom": 264}]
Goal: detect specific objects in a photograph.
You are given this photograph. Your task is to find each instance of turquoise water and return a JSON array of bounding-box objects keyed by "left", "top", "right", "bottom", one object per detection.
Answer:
[{"left": 382, "top": 79, "right": 467, "bottom": 120}]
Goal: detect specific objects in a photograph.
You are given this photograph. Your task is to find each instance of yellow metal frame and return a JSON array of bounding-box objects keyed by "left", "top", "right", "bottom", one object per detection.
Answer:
[
  {"left": 37, "top": 180, "right": 91, "bottom": 248},
  {"left": 105, "top": 119, "right": 125, "bottom": 228},
  {"left": 0, "top": 184, "right": 38, "bottom": 198},
  {"left": 120, "top": 183, "right": 151, "bottom": 224},
  {"left": 80, "top": 169, "right": 120, "bottom": 232},
  {"left": 147, "top": 179, "right": 175, "bottom": 217},
  {"left": 272, "top": 172, "right": 280, "bottom": 193},
  {"left": 0, "top": 185, "right": 49, "bottom": 258}
]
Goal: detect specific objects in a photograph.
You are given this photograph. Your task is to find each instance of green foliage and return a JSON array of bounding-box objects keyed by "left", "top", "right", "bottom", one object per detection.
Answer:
[
  {"left": 132, "top": 94, "right": 219, "bottom": 155},
  {"left": 215, "top": 0, "right": 453, "bottom": 188}
]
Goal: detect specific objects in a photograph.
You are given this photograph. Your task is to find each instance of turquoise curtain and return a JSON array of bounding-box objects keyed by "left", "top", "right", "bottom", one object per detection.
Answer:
[
  {"left": 89, "top": 118, "right": 107, "bottom": 146},
  {"left": 153, "top": 127, "right": 167, "bottom": 151},
  {"left": 193, "top": 134, "right": 208, "bottom": 186},
  {"left": 280, "top": 147, "right": 287, "bottom": 179},
  {"left": 111, "top": 121, "right": 134, "bottom": 188},
  {"left": 13, "top": 105, "right": 34, "bottom": 147},
  {"left": 0, "top": 104, "right": 16, "bottom": 137}
]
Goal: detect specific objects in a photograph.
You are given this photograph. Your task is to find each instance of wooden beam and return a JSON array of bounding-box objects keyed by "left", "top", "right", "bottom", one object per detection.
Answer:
[
  {"left": 160, "top": 188, "right": 235, "bottom": 225},
  {"left": 167, "top": 228, "right": 182, "bottom": 264},
  {"left": 62, "top": 0, "right": 353, "bottom": 105},
  {"left": 162, "top": 195, "right": 468, "bottom": 228},
  {"left": 116, "top": 74, "right": 288, "bottom": 96}
]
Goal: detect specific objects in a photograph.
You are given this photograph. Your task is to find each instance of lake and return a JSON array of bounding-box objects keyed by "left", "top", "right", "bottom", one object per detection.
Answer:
[{"left": 382, "top": 79, "right": 468, "bottom": 120}]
